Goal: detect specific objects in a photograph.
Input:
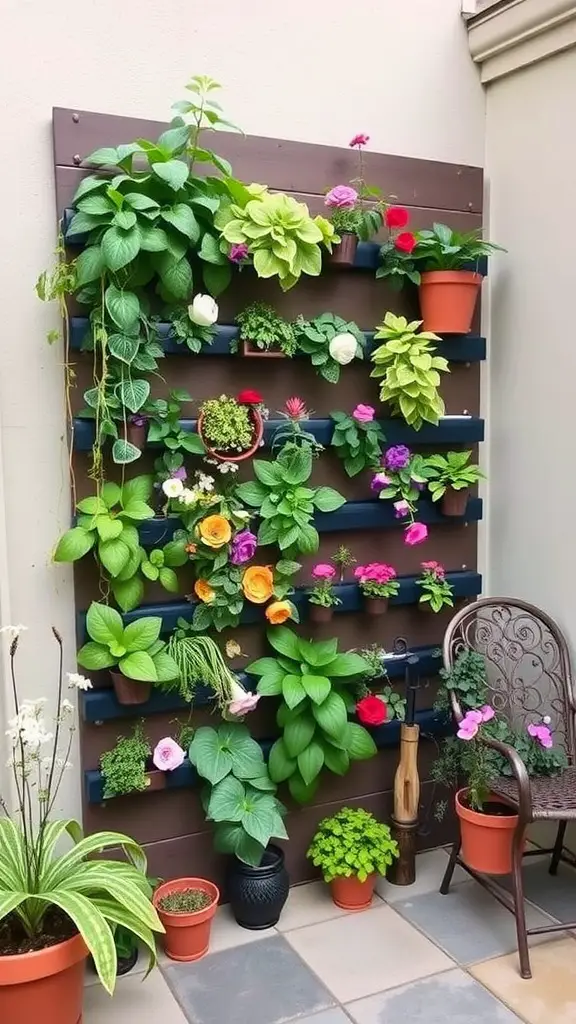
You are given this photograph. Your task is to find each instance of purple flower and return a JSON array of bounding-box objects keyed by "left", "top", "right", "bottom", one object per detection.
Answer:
[
  {"left": 384, "top": 445, "right": 411, "bottom": 471},
  {"left": 171, "top": 467, "right": 187, "bottom": 482},
  {"left": 325, "top": 185, "right": 358, "bottom": 210},
  {"left": 371, "top": 472, "right": 391, "bottom": 493},
  {"left": 129, "top": 414, "right": 148, "bottom": 427},
  {"left": 230, "top": 529, "right": 258, "bottom": 565},
  {"left": 393, "top": 500, "right": 410, "bottom": 519},
  {"left": 411, "top": 479, "right": 425, "bottom": 492},
  {"left": 229, "top": 243, "right": 249, "bottom": 264}
]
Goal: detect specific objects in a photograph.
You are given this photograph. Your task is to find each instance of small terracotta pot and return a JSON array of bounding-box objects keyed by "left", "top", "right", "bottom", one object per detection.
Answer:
[
  {"left": 329, "top": 232, "right": 358, "bottom": 268},
  {"left": 330, "top": 874, "right": 376, "bottom": 911},
  {"left": 308, "top": 603, "right": 334, "bottom": 624},
  {"left": 364, "top": 597, "right": 389, "bottom": 617},
  {"left": 125, "top": 422, "right": 147, "bottom": 449},
  {"left": 441, "top": 487, "right": 469, "bottom": 517},
  {"left": 0, "top": 932, "right": 87, "bottom": 1024},
  {"left": 154, "top": 878, "right": 219, "bottom": 962},
  {"left": 198, "top": 407, "right": 264, "bottom": 463},
  {"left": 418, "top": 270, "right": 482, "bottom": 334},
  {"left": 456, "top": 788, "right": 522, "bottom": 875},
  {"left": 241, "top": 340, "right": 285, "bottom": 359},
  {"left": 110, "top": 671, "right": 151, "bottom": 707}
]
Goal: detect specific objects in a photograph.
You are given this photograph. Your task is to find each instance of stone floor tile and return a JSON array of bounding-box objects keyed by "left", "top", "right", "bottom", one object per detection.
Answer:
[
  {"left": 285, "top": 904, "right": 452, "bottom": 1003},
  {"left": 345, "top": 967, "right": 524, "bottom": 1023},
  {"left": 393, "top": 879, "right": 557, "bottom": 964},
  {"left": 376, "top": 849, "right": 467, "bottom": 903},
  {"left": 277, "top": 879, "right": 380, "bottom": 932},
  {"left": 470, "top": 936, "right": 576, "bottom": 1023},
  {"left": 84, "top": 966, "right": 187, "bottom": 1023},
  {"left": 162, "top": 934, "right": 335, "bottom": 1024},
  {"left": 500, "top": 859, "right": 576, "bottom": 924},
  {"left": 297, "top": 1011, "right": 353, "bottom": 1024}
]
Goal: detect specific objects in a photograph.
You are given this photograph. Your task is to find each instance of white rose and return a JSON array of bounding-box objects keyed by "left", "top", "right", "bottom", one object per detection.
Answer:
[
  {"left": 328, "top": 332, "right": 358, "bottom": 365},
  {"left": 162, "top": 478, "right": 185, "bottom": 499},
  {"left": 188, "top": 294, "right": 219, "bottom": 327}
]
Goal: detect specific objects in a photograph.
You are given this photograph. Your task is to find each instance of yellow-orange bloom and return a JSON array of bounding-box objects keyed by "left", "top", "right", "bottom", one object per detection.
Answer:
[
  {"left": 242, "top": 565, "right": 274, "bottom": 604},
  {"left": 194, "top": 579, "right": 215, "bottom": 604},
  {"left": 198, "top": 515, "right": 232, "bottom": 549},
  {"left": 265, "top": 601, "right": 292, "bottom": 625}
]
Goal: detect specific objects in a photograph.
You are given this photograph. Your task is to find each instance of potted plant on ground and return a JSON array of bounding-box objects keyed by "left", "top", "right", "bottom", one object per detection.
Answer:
[
  {"left": 330, "top": 405, "right": 386, "bottom": 477},
  {"left": 306, "top": 807, "right": 399, "bottom": 910},
  {"left": 197, "top": 391, "right": 264, "bottom": 462},
  {"left": 307, "top": 562, "right": 342, "bottom": 623},
  {"left": 153, "top": 878, "right": 219, "bottom": 962},
  {"left": 370, "top": 313, "right": 449, "bottom": 430},
  {"left": 425, "top": 451, "right": 484, "bottom": 517},
  {"left": 354, "top": 563, "right": 399, "bottom": 616},
  {"left": 0, "top": 627, "right": 162, "bottom": 1021},
  {"left": 235, "top": 303, "right": 297, "bottom": 358},
  {"left": 416, "top": 561, "right": 454, "bottom": 613},
  {"left": 76, "top": 602, "right": 180, "bottom": 705},
  {"left": 325, "top": 133, "right": 386, "bottom": 267}
]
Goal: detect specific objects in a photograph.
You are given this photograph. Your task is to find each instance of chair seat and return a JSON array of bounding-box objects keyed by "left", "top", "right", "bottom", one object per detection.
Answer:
[{"left": 492, "top": 767, "right": 576, "bottom": 820}]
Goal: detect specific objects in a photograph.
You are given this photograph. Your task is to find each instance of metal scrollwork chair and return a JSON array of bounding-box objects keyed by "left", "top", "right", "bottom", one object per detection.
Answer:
[{"left": 439, "top": 596, "right": 576, "bottom": 979}]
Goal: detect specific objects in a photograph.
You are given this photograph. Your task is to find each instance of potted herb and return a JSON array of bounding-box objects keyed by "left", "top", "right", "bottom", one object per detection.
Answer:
[
  {"left": 100, "top": 725, "right": 154, "bottom": 798},
  {"left": 370, "top": 313, "right": 449, "bottom": 429},
  {"left": 306, "top": 807, "right": 399, "bottom": 910},
  {"left": 354, "top": 563, "right": 399, "bottom": 616},
  {"left": 272, "top": 397, "right": 323, "bottom": 455},
  {"left": 189, "top": 723, "right": 290, "bottom": 929},
  {"left": 330, "top": 405, "right": 386, "bottom": 477},
  {"left": 325, "top": 134, "right": 386, "bottom": 267},
  {"left": 425, "top": 451, "right": 484, "bottom": 517},
  {"left": 153, "top": 878, "right": 219, "bottom": 961},
  {"left": 416, "top": 562, "right": 454, "bottom": 613},
  {"left": 413, "top": 223, "right": 505, "bottom": 334},
  {"left": 235, "top": 303, "right": 297, "bottom": 358},
  {"left": 76, "top": 602, "right": 179, "bottom": 705},
  {"left": 146, "top": 391, "right": 205, "bottom": 458},
  {"left": 307, "top": 563, "right": 342, "bottom": 623},
  {"left": 371, "top": 444, "right": 432, "bottom": 544},
  {"left": 0, "top": 628, "right": 162, "bottom": 1021},
  {"left": 197, "top": 392, "right": 264, "bottom": 463}
]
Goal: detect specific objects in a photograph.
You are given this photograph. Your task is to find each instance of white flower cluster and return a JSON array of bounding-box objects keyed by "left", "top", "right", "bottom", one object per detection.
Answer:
[
  {"left": 67, "top": 672, "right": 92, "bottom": 691},
  {"left": 0, "top": 624, "right": 28, "bottom": 639},
  {"left": 204, "top": 456, "right": 240, "bottom": 475},
  {"left": 6, "top": 699, "right": 53, "bottom": 750},
  {"left": 167, "top": 471, "right": 219, "bottom": 507}
]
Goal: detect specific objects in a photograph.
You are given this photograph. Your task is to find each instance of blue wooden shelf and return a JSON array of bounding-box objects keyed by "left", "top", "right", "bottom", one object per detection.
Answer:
[
  {"left": 84, "top": 707, "right": 451, "bottom": 803},
  {"left": 81, "top": 642, "right": 443, "bottom": 723},
  {"left": 77, "top": 571, "right": 482, "bottom": 639},
  {"left": 73, "top": 415, "right": 484, "bottom": 452},
  {"left": 69, "top": 317, "right": 486, "bottom": 364}
]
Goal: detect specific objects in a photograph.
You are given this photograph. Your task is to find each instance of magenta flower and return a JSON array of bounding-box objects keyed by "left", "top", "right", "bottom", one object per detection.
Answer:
[
  {"left": 230, "top": 529, "right": 258, "bottom": 565},
  {"left": 384, "top": 445, "right": 411, "bottom": 471},
  {"left": 152, "top": 737, "right": 185, "bottom": 772},
  {"left": 480, "top": 705, "right": 495, "bottom": 722},
  {"left": 421, "top": 560, "right": 445, "bottom": 580},
  {"left": 130, "top": 414, "right": 149, "bottom": 427},
  {"left": 312, "top": 563, "right": 336, "bottom": 580},
  {"left": 352, "top": 404, "right": 375, "bottom": 423},
  {"left": 229, "top": 243, "right": 249, "bottom": 263},
  {"left": 405, "top": 522, "right": 428, "bottom": 546},
  {"left": 349, "top": 133, "right": 370, "bottom": 148},
  {"left": 457, "top": 709, "right": 483, "bottom": 741},
  {"left": 325, "top": 185, "right": 358, "bottom": 209},
  {"left": 371, "top": 472, "right": 391, "bottom": 493},
  {"left": 528, "top": 722, "right": 553, "bottom": 748},
  {"left": 393, "top": 500, "right": 410, "bottom": 519},
  {"left": 284, "top": 396, "right": 308, "bottom": 420},
  {"left": 354, "top": 563, "right": 396, "bottom": 584}
]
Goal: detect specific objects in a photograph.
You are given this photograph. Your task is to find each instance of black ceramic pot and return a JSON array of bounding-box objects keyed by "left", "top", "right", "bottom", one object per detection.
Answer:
[{"left": 227, "top": 844, "right": 289, "bottom": 930}]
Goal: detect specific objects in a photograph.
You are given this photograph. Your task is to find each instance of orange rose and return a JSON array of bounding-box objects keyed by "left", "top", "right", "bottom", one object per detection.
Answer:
[
  {"left": 265, "top": 601, "right": 292, "bottom": 625},
  {"left": 242, "top": 565, "right": 274, "bottom": 604},
  {"left": 194, "top": 579, "right": 215, "bottom": 603},
  {"left": 198, "top": 515, "right": 232, "bottom": 549}
]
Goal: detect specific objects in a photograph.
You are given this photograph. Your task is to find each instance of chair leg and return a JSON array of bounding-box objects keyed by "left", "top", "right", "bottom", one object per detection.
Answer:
[
  {"left": 440, "top": 838, "right": 461, "bottom": 895},
  {"left": 549, "top": 821, "right": 566, "bottom": 876},
  {"left": 510, "top": 827, "right": 531, "bottom": 979}
]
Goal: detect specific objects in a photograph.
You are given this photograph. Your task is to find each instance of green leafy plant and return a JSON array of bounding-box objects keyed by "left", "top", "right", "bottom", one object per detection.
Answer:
[
  {"left": 293, "top": 313, "right": 366, "bottom": 383},
  {"left": 165, "top": 633, "right": 253, "bottom": 705},
  {"left": 307, "top": 563, "right": 342, "bottom": 609},
  {"left": 413, "top": 223, "right": 505, "bottom": 273},
  {"left": 189, "top": 723, "right": 288, "bottom": 866},
  {"left": 330, "top": 408, "right": 385, "bottom": 477},
  {"left": 332, "top": 545, "right": 356, "bottom": 582},
  {"left": 435, "top": 648, "right": 490, "bottom": 715},
  {"left": 168, "top": 305, "right": 217, "bottom": 354},
  {"left": 370, "top": 313, "right": 449, "bottom": 429},
  {"left": 271, "top": 397, "right": 323, "bottom": 455},
  {"left": 199, "top": 394, "right": 255, "bottom": 453},
  {"left": 426, "top": 451, "right": 484, "bottom": 502},
  {"left": 235, "top": 443, "right": 345, "bottom": 555},
  {"left": 100, "top": 725, "right": 151, "bottom": 799},
  {"left": 247, "top": 628, "right": 376, "bottom": 803},
  {"left": 416, "top": 562, "right": 454, "bottom": 613},
  {"left": 235, "top": 303, "right": 297, "bottom": 355},
  {"left": 146, "top": 390, "right": 205, "bottom": 456},
  {"left": 140, "top": 539, "right": 188, "bottom": 592},
  {"left": 306, "top": 807, "right": 398, "bottom": 882},
  {"left": 77, "top": 602, "right": 179, "bottom": 683}
]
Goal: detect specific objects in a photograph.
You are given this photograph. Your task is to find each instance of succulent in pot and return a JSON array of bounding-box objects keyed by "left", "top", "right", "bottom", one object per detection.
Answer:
[
  {"left": 197, "top": 392, "right": 264, "bottom": 463},
  {"left": 425, "top": 451, "right": 484, "bottom": 517},
  {"left": 354, "top": 563, "right": 399, "bottom": 616},
  {"left": 307, "top": 563, "right": 342, "bottom": 623}
]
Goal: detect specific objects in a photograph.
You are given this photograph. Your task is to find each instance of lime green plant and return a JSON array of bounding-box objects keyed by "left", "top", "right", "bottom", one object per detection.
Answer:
[
  {"left": 426, "top": 451, "right": 484, "bottom": 501},
  {"left": 100, "top": 725, "right": 151, "bottom": 799},
  {"left": 306, "top": 806, "right": 399, "bottom": 882},
  {"left": 77, "top": 603, "right": 179, "bottom": 683},
  {"left": 370, "top": 313, "right": 449, "bottom": 429},
  {"left": 200, "top": 394, "right": 255, "bottom": 452}
]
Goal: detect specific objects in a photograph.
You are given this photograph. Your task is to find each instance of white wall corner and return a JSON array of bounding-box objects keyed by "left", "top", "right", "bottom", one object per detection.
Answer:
[{"left": 467, "top": 0, "right": 576, "bottom": 81}]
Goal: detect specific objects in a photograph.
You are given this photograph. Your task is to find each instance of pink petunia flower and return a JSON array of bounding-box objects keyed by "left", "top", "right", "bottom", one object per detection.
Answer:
[
  {"left": 325, "top": 185, "right": 358, "bottom": 209},
  {"left": 312, "top": 563, "right": 336, "bottom": 580},
  {"left": 404, "top": 522, "right": 428, "bottom": 546},
  {"left": 480, "top": 705, "right": 495, "bottom": 722},
  {"left": 528, "top": 722, "right": 553, "bottom": 749},
  {"left": 394, "top": 500, "right": 410, "bottom": 519},
  {"left": 153, "top": 737, "right": 185, "bottom": 772},
  {"left": 352, "top": 404, "right": 375, "bottom": 423},
  {"left": 349, "top": 134, "right": 370, "bottom": 148}
]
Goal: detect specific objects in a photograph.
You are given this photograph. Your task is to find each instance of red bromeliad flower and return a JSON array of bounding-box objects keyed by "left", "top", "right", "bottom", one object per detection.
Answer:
[
  {"left": 356, "top": 695, "right": 387, "bottom": 726},
  {"left": 395, "top": 232, "right": 417, "bottom": 254},
  {"left": 385, "top": 206, "right": 409, "bottom": 229},
  {"left": 283, "top": 396, "right": 308, "bottom": 420},
  {"left": 349, "top": 133, "right": 370, "bottom": 148},
  {"left": 237, "top": 389, "right": 263, "bottom": 405}
]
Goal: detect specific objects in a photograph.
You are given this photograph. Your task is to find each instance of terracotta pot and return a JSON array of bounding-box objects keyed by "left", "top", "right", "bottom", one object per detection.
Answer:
[
  {"left": 110, "top": 671, "right": 151, "bottom": 707},
  {"left": 329, "top": 232, "right": 358, "bottom": 268},
  {"left": 241, "top": 340, "right": 285, "bottom": 359},
  {"left": 364, "top": 597, "right": 389, "bottom": 617},
  {"left": 198, "top": 407, "right": 264, "bottom": 463},
  {"left": 418, "top": 270, "right": 482, "bottom": 334},
  {"left": 330, "top": 874, "right": 376, "bottom": 911},
  {"left": 308, "top": 603, "right": 334, "bottom": 624},
  {"left": 456, "top": 788, "right": 521, "bottom": 875},
  {"left": 125, "top": 422, "right": 147, "bottom": 449},
  {"left": 441, "top": 487, "right": 469, "bottom": 517},
  {"left": 154, "top": 878, "right": 219, "bottom": 962},
  {"left": 0, "top": 932, "right": 87, "bottom": 1024}
]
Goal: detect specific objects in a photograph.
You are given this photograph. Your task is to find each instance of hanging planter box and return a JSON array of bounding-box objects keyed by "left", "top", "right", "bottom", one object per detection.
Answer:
[{"left": 241, "top": 340, "right": 286, "bottom": 359}]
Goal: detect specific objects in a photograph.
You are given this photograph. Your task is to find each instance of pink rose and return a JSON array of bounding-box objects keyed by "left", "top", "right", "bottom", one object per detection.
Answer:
[
  {"left": 352, "top": 404, "right": 375, "bottom": 423},
  {"left": 153, "top": 737, "right": 185, "bottom": 772},
  {"left": 325, "top": 185, "right": 358, "bottom": 210},
  {"left": 312, "top": 563, "right": 336, "bottom": 580},
  {"left": 404, "top": 522, "right": 428, "bottom": 546}
]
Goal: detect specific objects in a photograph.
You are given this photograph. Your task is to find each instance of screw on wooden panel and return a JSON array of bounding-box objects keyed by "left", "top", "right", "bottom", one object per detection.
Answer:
[
  {"left": 464, "top": 522, "right": 469, "bottom": 527},
  {"left": 468, "top": 202, "right": 473, "bottom": 209},
  {"left": 72, "top": 113, "right": 80, "bottom": 123},
  {"left": 462, "top": 409, "right": 469, "bottom": 415},
  {"left": 73, "top": 154, "right": 81, "bottom": 166},
  {"left": 95, "top": 720, "right": 103, "bottom": 726},
  {"left": 461, "top": 564, "right": 467, "bottom": 570}
]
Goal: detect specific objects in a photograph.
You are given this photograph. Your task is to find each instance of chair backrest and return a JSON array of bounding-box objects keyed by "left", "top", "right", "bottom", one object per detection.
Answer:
[{"left": 443, "top": 597, "right": 576, "bottom": 762}]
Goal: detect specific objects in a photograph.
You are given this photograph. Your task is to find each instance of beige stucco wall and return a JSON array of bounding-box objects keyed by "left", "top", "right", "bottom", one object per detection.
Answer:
[{"left": 0, "top": 0, "right": 485, "bottom": 819}]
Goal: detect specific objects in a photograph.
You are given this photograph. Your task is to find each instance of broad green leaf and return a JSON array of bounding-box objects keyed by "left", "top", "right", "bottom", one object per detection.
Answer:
[
  {"left": 345, "top": 722, "right": 378, "bottom": 760},
  {"left": 101, "top": 226, "right": 141, "bottom": 272},
  {"left": 189, "top": 726, "right": 232, "bottom": 784},
  {"left": 280, "top": 446, "right": 312, "bottom": 486},
  {"left": 267, "top": 738, "right": 297, "bottom": 783},
  {"left": 161, "top": 204, "right": 199, "bottom": 241},
  {"left": 76, "top": 641, "right": 116, "bottom": 671},
  {"left": 53, "top": 527, "right": 95, "bottom": 563},
  {"left": 116, "top": 378, "right": 150, "bottom": 414},
  {"left": 152, "top": 651, "right": 179, "bottom": 682},
  {"left": 98, "top": 538, "right": 131, "bottom": 577},
  {"left": 297, "top": 742, "right": 324, "bottom": 785},
  {"left": 202, "top": 261, "right": 232, "bottom": 297},
  {"left": 325, "top": 652, "right": 372, "bottom": 678},
  {"left": 151, "top": 159, "right": 189, "bottom": 191},
  {"left": 75, "top": 246, "right": 105, "bottom": 286},
  {"left": 158, "top": 256, "right": 192, "bottom": 299},
  {"left": 72, "top": 176, "right": 108, "bottom": 202},
  {"left": 207, "top": 775, "right": 245, "bottom": 822},
  {"left": 119, "top": 650, "right": 157, "bottom": 681},
  {"left": 282, "top": 673, "right": 306, "bottom": 709},
  {"left": 313, "top": 486, "right": 346, "bottom": 512},
  {"left": 121, "top": 475, "right": 153, "bottom": 506},
  {"left": 283, "top": 714, "right": 316, "bottom": 758},
  {"left": 123, "top": 616, "right": 161, "bottom": 652},
  {"left": 121, "top": 499, "right": 155, "bottom": 521},
  {"left": 40, "top": 890, "right": 117, "bottom": 994},
  {"left": 322, "top": 742, "right": 350, "bottom": 776},
  {"left": 105, "top": 284, "right": 140, "bottom": 333},
  {"left": 298, "top": 637, "right": 338, "bottom": 668},
  {"left": 267, "top": 626, "right": 301, "bottom": 661},
  {"left": 288, "top": 771, "right": 319, "bottom": 804},
  {"left": 108, "top": 334, "right": 139, "bottom": 364},
  {"left": 158, "top": 566, "right": 178, "bottom": 592},
  {"left": 235, "top": 480, "right": 268, "bottom": 507},
  {"left": 101, "top": 481, "right": 122, "bottom": 508},
  {"left": 77, "top": 495, "right": 107, "bottom": 515},
  {"left": 312, "top": 691, "right": 348, "bottom": 740},
  {"left": 84, "top": 146, "right": 119, "bottom": 166},
  {"left": 124, "top": 193, "right": 160, "bottom": 211},
  {"left": 112, "top": 439, "right": 142, "bottom": 465},
  {"left": 301, "top": 674, "right": 331, "bottom": 705},
  {"left": 219, "top": 723, "right": 265, "bottom": 780},
  {"left": 111, "top": 576, "right": 145, "bottom": 613},
  {"left": 86, "top": 602, "right": 124, "bottom": 645}
]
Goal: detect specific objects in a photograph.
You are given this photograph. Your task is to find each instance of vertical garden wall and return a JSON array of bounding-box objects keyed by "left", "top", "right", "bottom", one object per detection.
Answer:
[{"left": 51, "top": 94, "right": 484, "bottom": 886}]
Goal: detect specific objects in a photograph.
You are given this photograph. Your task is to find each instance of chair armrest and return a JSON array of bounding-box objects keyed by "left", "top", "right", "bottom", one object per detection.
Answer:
[{"left": 481, "top": 734, "right": 532, "bottom": 821}]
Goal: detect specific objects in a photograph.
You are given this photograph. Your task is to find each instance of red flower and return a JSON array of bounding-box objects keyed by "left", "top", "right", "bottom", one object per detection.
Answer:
[
  {"left": 349, "top": 133, "right": 370, "bottom": 148},
  {"left": 395, "top": 232, "right": 417, "bottom": 254},
  {"left": 237, "top": 390, "right": 263, "bottom": 405},
  {"left": 385, "top": 206, "right": 409, "bottom": 229},
  {"left": 356, "top": 695, "right": 387, "bottom": 727}
]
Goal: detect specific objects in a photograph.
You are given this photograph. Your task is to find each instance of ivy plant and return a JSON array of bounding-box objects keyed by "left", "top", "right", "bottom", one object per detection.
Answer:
[
  {"left": 77, "top": 602, "right": 179, "bottom": 683},
  {"left": 235, "top": 443, "right": 345, "bottom": 555},
  {"left": 292, "top": 313, "right": 366, "bottom": 383},
  {"left": 330, "top": 410, "right": 386, "bottom": 477},
  {"left": 100, "top": 725, "right": 151, "bottom": 799},
  {"left": 247, "top": 628, "right": 376, "bottom": 803},
  {"left": 146, "top": 390, "right": 205, "bottom": 455},
  {"left": 370, "top": 313, "right": 449, "bottom": 429}
]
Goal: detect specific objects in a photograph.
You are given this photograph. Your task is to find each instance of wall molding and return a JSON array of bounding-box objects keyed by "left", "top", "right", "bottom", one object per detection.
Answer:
[{"left": 467, "top": 0, "right": 576, "bottom": 81}]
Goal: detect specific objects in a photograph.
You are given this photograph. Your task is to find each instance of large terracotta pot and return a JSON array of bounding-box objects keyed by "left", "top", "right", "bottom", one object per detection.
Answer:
[
  {"left": 456, "top": 788, "right": 520, "bottom": 875},
  {"left": 330, "top": 874, "right": 376, "bottom": 911},
  {"left": 440, "top": 486, "right": 469, "bottom": 517},
  {"left": 329, "top": 232, "right": 358, "bottom": 268},
  {"left": 110, "top": 671, "right": 151, "bottom": 707},
  {"left": 198, "top": 407, "right": 263, "bottom": 463},
  {"left": 153, "top": 878, "right": 219, "bottom": 962},
  {"left": 418, "top": 270, "right": 482, "bottom": 334},
  {"left": 0, "top": 933, "right": 87, "bottom": 1024}
]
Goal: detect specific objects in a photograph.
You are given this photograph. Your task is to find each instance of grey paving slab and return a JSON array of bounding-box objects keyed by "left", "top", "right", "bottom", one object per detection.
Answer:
[
  {"left": 297, "top": 1012, "right": 352, "bottom": 1024},
  {"left": 162, "top": 934, "right": 336, "bottom": 1024},
  {"left": 500, "top": 859, "right": 576, "bottom": 923},
  {"left": 345, "top": 968, "right": 524, "bottom": 1023}
]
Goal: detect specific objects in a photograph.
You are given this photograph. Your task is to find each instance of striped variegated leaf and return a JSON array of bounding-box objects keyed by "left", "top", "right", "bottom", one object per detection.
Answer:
[
  {"left": 62, "top": 867, "right": 160, "bottom": 931},
  {"left": 66, "top": 859, "right": 153, "bottom": 898},
  {"left": 0, "top": 890, "right": 28, "bottom": 922},
  {"left": 40, "top": 890, "right": 117, "bottom": 994},
  {"left": 37, "top": 819, "right": 83, "bottom": 880},
  {"left": 92, "top": 897, "right": 159, "bottom": 977},
  {"left": 0, "top": 819, "right": 27, "bottom": 887},
  {"left": 42, "top": 831, "right": 148, "bottom": 890}
]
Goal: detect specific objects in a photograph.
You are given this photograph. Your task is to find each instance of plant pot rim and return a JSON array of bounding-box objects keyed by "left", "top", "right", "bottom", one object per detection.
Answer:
[
  {"left": 420, "top": 270, "right": 483, "bottom": 285},
  {"left": 0, "top": 931, "right": 87, "bottom": 986},
  {"left": 197, "top": 407, "right": 264, "bottom": 463},
  {"left": 153, "top": 878, "right": 220, "bottom": 928},
  {"left": 455, "top": 788, "right": 518, "bottom": 828}
]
